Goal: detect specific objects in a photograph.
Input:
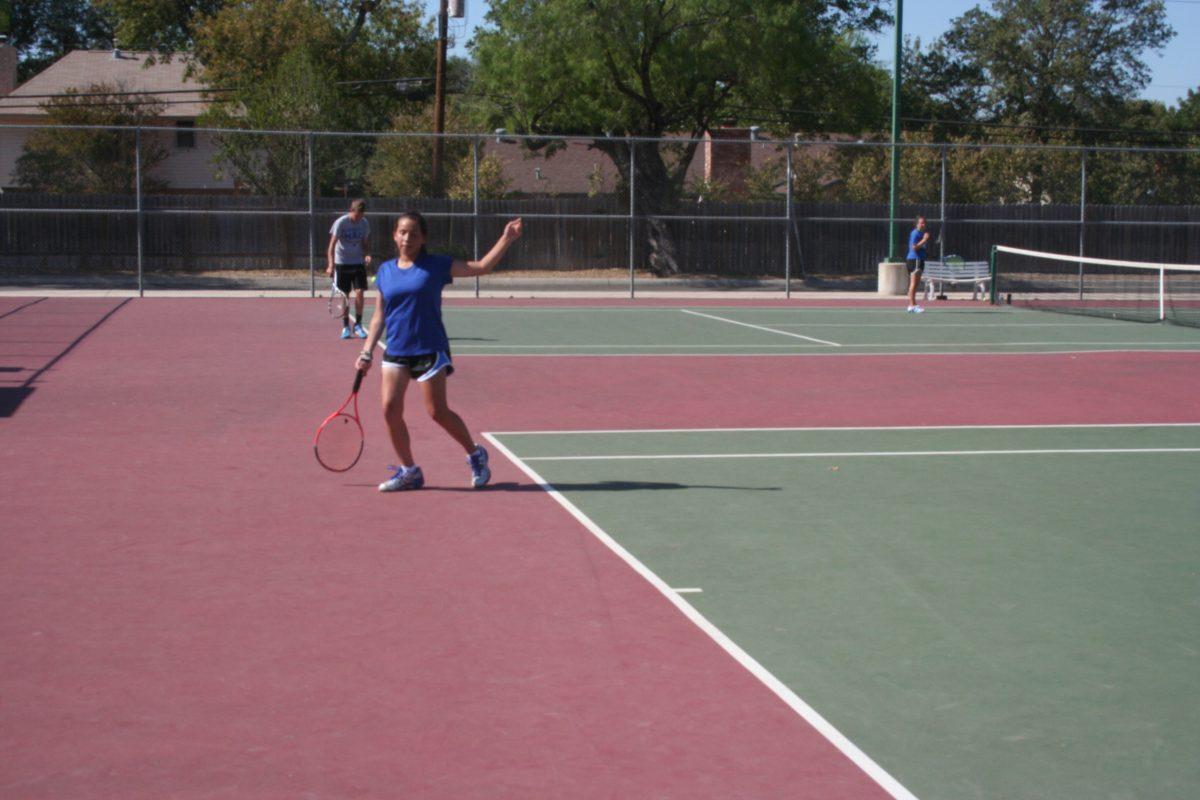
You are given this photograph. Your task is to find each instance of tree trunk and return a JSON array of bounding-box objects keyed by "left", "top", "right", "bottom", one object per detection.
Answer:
[{"left": 594, "top": 138, "right": 695, "bottom": 276}]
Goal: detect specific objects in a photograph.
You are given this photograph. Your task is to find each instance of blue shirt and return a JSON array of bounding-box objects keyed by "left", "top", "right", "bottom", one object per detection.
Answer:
[
  {"left": 375, "top": 254, "right": 454, "bottom": 356},
  {"left": 907, "top": 227, "right": 927, "bottom": 260}
]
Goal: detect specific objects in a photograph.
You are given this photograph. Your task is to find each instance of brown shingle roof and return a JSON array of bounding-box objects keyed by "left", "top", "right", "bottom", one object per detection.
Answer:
[{"left": 0, "top": 50, "right": 207, "bottom": 118}]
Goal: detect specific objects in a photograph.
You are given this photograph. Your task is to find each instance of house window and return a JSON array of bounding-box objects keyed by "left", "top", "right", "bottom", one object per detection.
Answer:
[{"left": 175, "top": 121, "right": 196, "bottom": 149}]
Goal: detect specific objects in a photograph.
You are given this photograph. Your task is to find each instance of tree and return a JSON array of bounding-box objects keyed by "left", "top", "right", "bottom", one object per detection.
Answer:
[
  {"left": 94, "top": 0, "right": 223, "bottom": 55},
  {"left": 14, "top": 81, "right": 169, "bottom": 192},
  {"left": 914, "top": 0, "right": 1172, "bottom": 135},
  {"left": 904, "top": 0, "right": 1174, "bottom": 202},
  {"left": 9, "top": 0, "right": 114, "bottom": 82},
  {"left": 471, "top": 0, "right": 888, "bottom": 274},
  {"left": 367, "top": 101, "right": 508, "bottom": 200},
  {"left": 191, "top": 0, "right": 434, "bottom": 195}
]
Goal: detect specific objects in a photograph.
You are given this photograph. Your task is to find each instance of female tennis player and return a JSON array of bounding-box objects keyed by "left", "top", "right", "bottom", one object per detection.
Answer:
[
  {"left": 905, "top": 215, "right": 930, "bottom": 313},
  {"left": 356, "top": 212, "right": 522, "bottom": 492}
]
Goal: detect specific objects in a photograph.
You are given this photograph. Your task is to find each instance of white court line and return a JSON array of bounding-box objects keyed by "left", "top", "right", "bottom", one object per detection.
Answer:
[
  {"left": 494, "top": 422, "right": 1200, "bottom": 436},
  {"left": 521, "top": 447, "right": 1200, "bottom": 462},
  {"left": 454, "top": 341, "right": 1200, "bottom": 349},
  {"left": 672, "top": 588, "right": 704, "bottom": 594},
  {"left": 764, "top": 322, "right": 1130, "bottom": 328},
  {"left": 680, "top": 308, "right": 842, "bottom": 346},
  {"left": 482, "top": 432, "right": 920, "bottom": 800},
  {"left": 453, "top": 348, "right": 1200, "bottom": 358}
]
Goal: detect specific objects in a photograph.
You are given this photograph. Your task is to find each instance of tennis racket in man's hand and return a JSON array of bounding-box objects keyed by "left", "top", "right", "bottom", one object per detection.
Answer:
[
  {"left": 314, "top": 369, "right": 365, "bottom": 472},
  {"left": 329, "top": 278, "right": 348, "bottom": 319}
]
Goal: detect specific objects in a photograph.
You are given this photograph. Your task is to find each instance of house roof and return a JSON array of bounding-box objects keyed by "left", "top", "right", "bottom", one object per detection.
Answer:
[{"left": 0, "top": 50, "right": 208, "bottom": 119}]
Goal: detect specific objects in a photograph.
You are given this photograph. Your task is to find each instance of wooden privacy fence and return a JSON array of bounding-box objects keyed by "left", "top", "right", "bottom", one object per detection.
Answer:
[{"left": 2, "top": 193, "right": 1198, "bottom": 279}]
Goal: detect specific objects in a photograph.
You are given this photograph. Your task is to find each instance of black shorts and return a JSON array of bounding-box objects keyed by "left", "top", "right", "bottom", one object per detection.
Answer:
[
  {"left": 906, "top": 257, "right": 926, "bottom": 274},
  {"left": 335, "top": 265, "right": 368, "bottom": 294},
  {"left": 381, "top": 351, "right": 454, "bottom": 381}
]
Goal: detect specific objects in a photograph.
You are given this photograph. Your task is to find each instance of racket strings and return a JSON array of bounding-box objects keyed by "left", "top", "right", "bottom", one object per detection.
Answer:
[{"left": 315, "top": 413, "right": 363, "bottom": 472}]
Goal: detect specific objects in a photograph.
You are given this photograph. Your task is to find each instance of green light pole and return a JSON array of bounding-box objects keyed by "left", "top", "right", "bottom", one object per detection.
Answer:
[{"left": 887, "top": 0, "right": 903, "bottom": 260}]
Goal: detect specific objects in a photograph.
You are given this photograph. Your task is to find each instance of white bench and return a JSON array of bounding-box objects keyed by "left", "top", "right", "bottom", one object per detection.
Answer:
[{"left": 923, "top": 257, "right": 992, "bottom": 301}]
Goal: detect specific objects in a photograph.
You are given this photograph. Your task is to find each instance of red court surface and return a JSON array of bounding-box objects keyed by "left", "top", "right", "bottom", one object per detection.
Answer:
[{"left": 2, "top": 297, "right": 1198, "bottom": 799}]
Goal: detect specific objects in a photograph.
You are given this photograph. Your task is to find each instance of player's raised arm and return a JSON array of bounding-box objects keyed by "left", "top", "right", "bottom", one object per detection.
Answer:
[{"left": 450, "top": 219, "right": 522, "bottom": 278}]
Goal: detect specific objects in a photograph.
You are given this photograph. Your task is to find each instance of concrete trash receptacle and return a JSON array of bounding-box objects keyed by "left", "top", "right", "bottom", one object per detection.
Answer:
[{"left": 877, "top": 261, "right": 908, "bottom": 295}]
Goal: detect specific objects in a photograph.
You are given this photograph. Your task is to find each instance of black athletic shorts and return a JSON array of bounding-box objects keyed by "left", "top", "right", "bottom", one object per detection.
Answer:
[
  {"left": 906, "top": 257, "right": 926, "bottom": 274},
  {"left": 335, "top": 264, "right": 368, "bottom": 294},
  {"left": 381, "top": 351, "right": 455, "bottom": 381}
]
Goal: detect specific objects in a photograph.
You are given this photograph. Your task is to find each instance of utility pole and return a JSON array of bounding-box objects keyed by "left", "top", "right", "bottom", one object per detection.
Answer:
[
  {"left": 887, "top": 0, "right": 903, "bottom": 260},
  {"left": 431, "top": 0, "right": 448, "bottom": 196}
]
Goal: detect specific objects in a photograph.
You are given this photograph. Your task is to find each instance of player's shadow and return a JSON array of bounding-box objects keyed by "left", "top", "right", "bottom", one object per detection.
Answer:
[{"left": 433, "top": 481, "right": 781, "bottom": 493}]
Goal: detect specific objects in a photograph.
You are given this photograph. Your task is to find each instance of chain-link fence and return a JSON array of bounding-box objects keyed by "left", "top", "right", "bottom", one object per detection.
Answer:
[{"left": 2, "top": 124, "right": 1198, "bottom": 294}]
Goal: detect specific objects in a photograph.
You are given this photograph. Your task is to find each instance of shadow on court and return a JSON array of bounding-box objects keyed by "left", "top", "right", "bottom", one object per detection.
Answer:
[
  {"left": 340, "top": 480, "right": 781, "bottom": 493},
  {"left": 0, "top": 298, "right": 130, "bottom": 418}
]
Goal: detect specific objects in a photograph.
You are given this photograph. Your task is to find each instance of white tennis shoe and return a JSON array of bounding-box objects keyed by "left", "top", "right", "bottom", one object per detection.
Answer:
[
  {"left": 467, "top": 445, "right": 490, "bottom": 488},
  {"left": 379, "top": 465, "right": 424, "bottom": 492}
]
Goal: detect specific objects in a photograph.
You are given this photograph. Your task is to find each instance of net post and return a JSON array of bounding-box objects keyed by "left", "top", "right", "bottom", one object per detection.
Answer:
[
  {"left": 989, "top": 245, "right": 998, "bottom": 305},
  {"left": 1160, "top": 267, "right": 1166, "bottom": 321}
]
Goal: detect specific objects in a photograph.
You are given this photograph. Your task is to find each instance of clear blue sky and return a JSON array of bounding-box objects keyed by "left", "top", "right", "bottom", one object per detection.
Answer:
[{"left": 426, "top": 0, "right": 1199, "bottom": 109}]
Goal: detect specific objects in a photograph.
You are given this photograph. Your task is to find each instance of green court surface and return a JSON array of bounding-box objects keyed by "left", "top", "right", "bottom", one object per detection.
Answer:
[
  {"left": 438, "top": 306, "right": 1200, "bottom": 355},
  {"left": 489, "top": 425, "right": 1200, "bottom": 800}
]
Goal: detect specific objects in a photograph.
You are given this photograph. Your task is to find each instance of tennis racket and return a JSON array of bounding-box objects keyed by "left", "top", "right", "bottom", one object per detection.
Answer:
[
  {"left": 314, "top": 369, "right": 365, "bottom": 472},
  {"left": 328, "top": 277, "right": 349, "bottom": 319}
]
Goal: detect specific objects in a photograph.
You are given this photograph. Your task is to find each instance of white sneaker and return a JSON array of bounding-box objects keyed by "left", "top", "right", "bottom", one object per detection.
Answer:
[
  {"left": 913, "top": 305, "right": 925, "bottom": 314},
  {"left": 467, "top": 445, "right": 490, "bottom": 488},
  {"left": 378, "top": 465, "right": 424, "bottom": 492},
  {"left": 906, "top": 305, "right": 916, "bottom": 313}
]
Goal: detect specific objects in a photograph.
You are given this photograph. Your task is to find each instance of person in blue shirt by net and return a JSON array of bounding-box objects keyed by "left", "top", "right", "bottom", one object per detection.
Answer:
[
  {"left": 355, "top": 211, "right": 523, "bottom": 492},
  {"left": 905, "top": 215, "right": 930, "bottom": 313}
]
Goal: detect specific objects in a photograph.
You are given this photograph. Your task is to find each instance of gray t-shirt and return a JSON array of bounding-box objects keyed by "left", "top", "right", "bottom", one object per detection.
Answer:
[{"left": 330, "top": 214, "right": 370, "bottom": 265}]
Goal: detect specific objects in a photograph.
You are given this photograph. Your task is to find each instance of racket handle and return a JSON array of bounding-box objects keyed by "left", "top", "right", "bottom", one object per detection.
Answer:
[{"left": 353, "top": 368, "right": 365, "bottom": 394}]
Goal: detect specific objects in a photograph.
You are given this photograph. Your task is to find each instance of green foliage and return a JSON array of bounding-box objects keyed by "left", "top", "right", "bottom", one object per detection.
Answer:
[
  {"left": 684, "top": 176, "right": 732, "bottom": 203},
  {"left": 448, "top": 154, "right": 509, "bottom": 200},
  {"left": 14, "top": 82, "right": 169, "bottom": 192},
  {"left": 192, "top": 0, "right": 434, "bottom": 195},
  {"left": 471, "top": 0, "right": 887, "bottom": 272},
  {"left": 203, "top": 47, "right": 344, "bottom": 195},
  {"left": 473, "top": 0, "right": 886, "bottom": 139},
  {"left": 743, "top": 159, "right": 788, "bottom": 201},
  {"left": 94, "top": 0, "right": 223, "bottom": 54},
  {"left": 366, "top": 103, "right": 473, "bottom": 198},
  {"left": 10, "top": 0, "right": 114, "bottom": 82},
  {"left": 906, "top": 0, "right": 1174, "bottom": 141}
]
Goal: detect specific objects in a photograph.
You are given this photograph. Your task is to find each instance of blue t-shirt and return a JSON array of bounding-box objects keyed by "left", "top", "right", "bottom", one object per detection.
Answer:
[
  {"left": 375, "top": 254, "right": 454, "bottom": 356},
  {"left": 907, "top": 227, "right": 927, "bottom": 260}
]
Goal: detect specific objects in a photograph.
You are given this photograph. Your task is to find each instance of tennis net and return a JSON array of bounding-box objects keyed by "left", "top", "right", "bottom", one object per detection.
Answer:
[{"left": 990, "top": 245, "right": 1200, "bottom": 328}]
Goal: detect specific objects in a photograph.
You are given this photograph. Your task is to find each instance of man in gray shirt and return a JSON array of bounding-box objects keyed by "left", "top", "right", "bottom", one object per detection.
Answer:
[{"left": 326, "top": 199, "right": 372, "bottom": 338}]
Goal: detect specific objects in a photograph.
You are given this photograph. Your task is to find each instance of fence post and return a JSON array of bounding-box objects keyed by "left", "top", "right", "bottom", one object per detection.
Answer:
[
  {"left": 473, "top": 136, "right": 480, "bottom": 299},
  {"left": 308, "top": 132, "right": 315, "bottom": 298},
  {"left": 1078, "top": 149, "right": 1087, "bottom": 300},
  {"left": 785, "top": 141, "right": 793, "bottom": 298},
  {"left": 628, "top": 140, "right": 636, "bottom": 299},
  {"left": 135, "top": 126, "right": 143, "bottom": 297},
  {"left": 939, "top": 146, "right": 947, "bottom": 261}
]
